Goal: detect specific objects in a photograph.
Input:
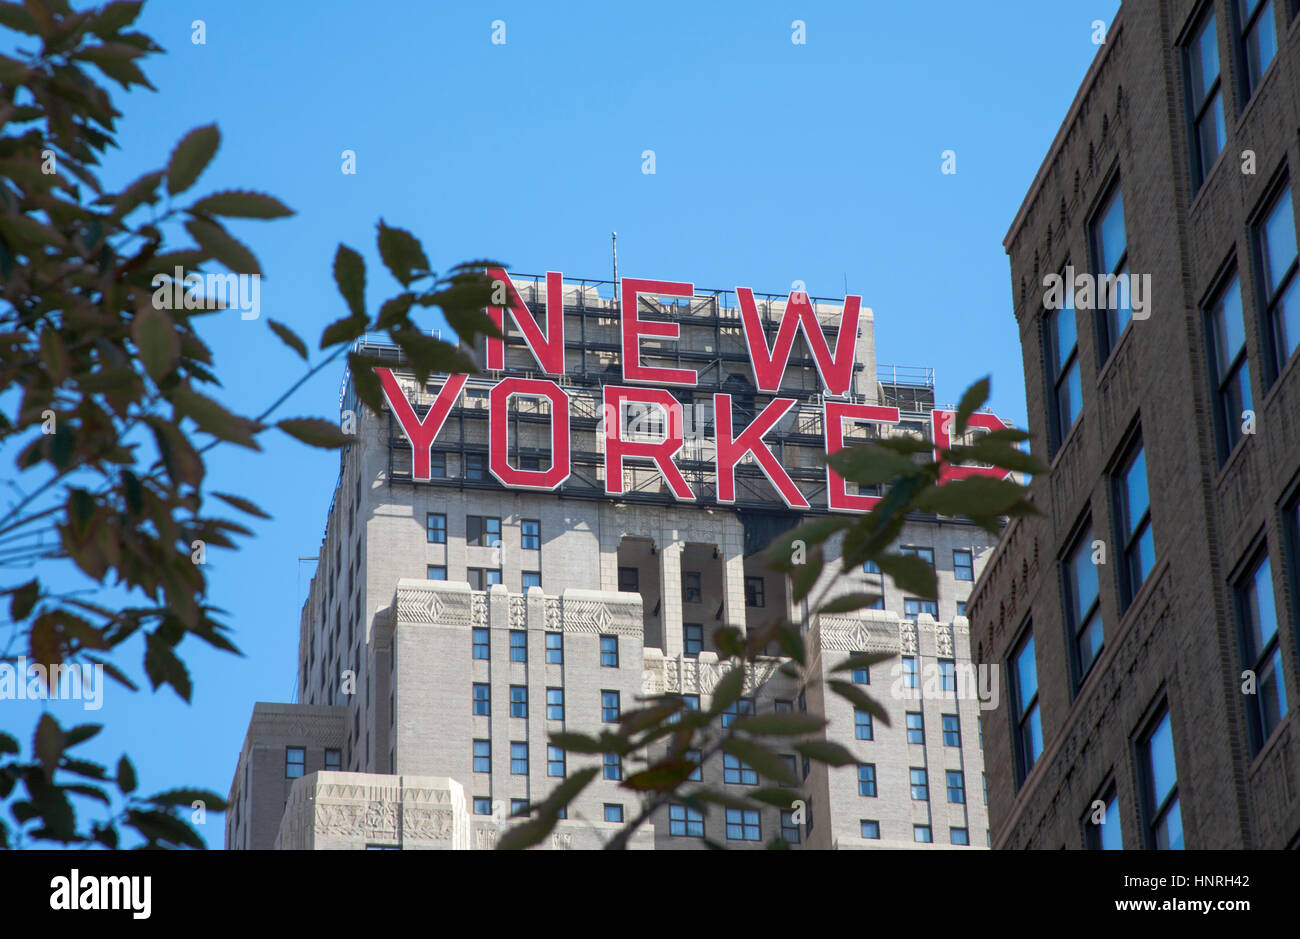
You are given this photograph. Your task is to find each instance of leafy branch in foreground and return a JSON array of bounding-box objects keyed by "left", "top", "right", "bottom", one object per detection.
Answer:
[
  {"left": 0, "top": 0, "right": 499, "bottom": 848},
  {"left": 498, "top": 377, "right": 1044, "bottom": 849}
]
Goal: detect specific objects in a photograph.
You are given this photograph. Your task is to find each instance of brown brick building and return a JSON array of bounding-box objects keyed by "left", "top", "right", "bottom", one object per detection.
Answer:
[{"left": 969, "top": 0, "right": 1300, "bottom": 849}]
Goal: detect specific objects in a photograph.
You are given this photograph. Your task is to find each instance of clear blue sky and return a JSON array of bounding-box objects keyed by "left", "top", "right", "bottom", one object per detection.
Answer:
[{"left": 5, "top": 0, "right": 1119, "bottom": 847}]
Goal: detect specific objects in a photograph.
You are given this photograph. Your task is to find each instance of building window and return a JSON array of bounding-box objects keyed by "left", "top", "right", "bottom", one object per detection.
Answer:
[
  {"left": 950, "top": 827, "right": 970, "bottom": 846},
  {"left": 618, "top": 566, "right": 639, "bottom": 593},
  {"left": 509, "top": 741, "right": 528, "bottom": 775},
  {"left": 858, "top": 764, "right": 877, "bottom": 797},
  {"left": 521, "top": 518, "right": 541, "bottom": 551},
  {"left": 687, "top": 749, "right": 703, "bottom": 781},
  {"left": 545, "top": 631, "right": 563, "bottom": 664},
  {"left": 468, "top": 568, "right": 502, "bottom": 590},
  {"left": 683, "top": 623, "right": 704, "bottom": 657},
  {"left": 1011, "top": 629, "right": 1043, "bottom": 784},
  {"left": 1139, "top": 706, "right": 1183, "bottom": 849},
  {"left": 903, "top": 598, "right": 937, "bottom": 622},
  {"left": 522, "top": 571, "right": 541, "bottom": 589},
  {"left": 472, "top": 739, "right": 490, "bottom": 773},
  {"left": 1115, "top": 439, "right": 1156, "bottom": 611},
  {"left": 902, "top": 656, "right": 918, "bottom": 688},
  {"left": 723, "top": 752, "right": 758, "bottom": 786},
  {"left": 860, "top": 820, "right": 880, "bottom": 840},
  {"left": 429, "top": 452, "right": 446, "bottom": 478},
  {"left": 473, "top": 683, "right": 490, "bottom": 716},
  {"left": 850, "top": 653, "right": 871, "bottom": 685},
  {"left": 1206, "top": 273, "right": 1252, "bottom": 463},
  {"left": 682, "top": 571, "right": 702, "bottom": 603},
  {"left": 1235, "top": 0, "right": 1277, "bottom": 100},
  {"left": 466, "top": 515, "right": 501, "bottom": 548},
  {"left": 472, "top": 628, "right": 489, "bottom": 660},
  {"left": 669, "top": 804, "right": 705, "bottom": 837},
  {"left": 603, "top": 803, "right": 623, "bottom": 824},
  {"left": 1064, "top": 523, "right": 1104, "bottom": 683},
  {"left": 725, "top": 808, "right": 760, "bottom": 841},
  {"left": 1237, "top": 552, "right": 1288, "bottom": 750},
  {"left": 1183, "top": 7, "right": 1225, "bottom": 191},
  {"left": 1086, "top": 785, "right": 1123, "bottom": 850},
  {"left": 465, "top": 453, "right": 486, "bottom": 480},
  {"left": 472, "top": 797, "right": 492, "bottom": 816},
  {"left": 324, "top": 748, "right": 341, "bottom": 771},
  {"left": 946, "top": 770, "right": 966, "bottom": 804},
  {"left": 601, "top": 690, "right": 620, "bottom": 723},
  {"left": 547, "top": 744, "right": 565, "bottom": 778},
  {"left": 905, "top": 712, "right": 924, "bottom": 744},
  {"left": 953, "top": 549, "right": 974, "bottom": 582},
  {"left": 956, "top": 601, "right": 967, "bottom": 618},
  {"left": 426, "top": 564, "right": 446, "bottom": 581},
  {"left": 538, "top": 688, "right": 562, "bottom": 723},
  {"left": 942, "top": 714, "right": 961, "bottom": 748},
  {"left": 913, "top": 824, "right": 932, "bottom": 844},
  {"left": 1045, "top": 276, "right": 1082, "bottom": 453},
  {"left": 900, "top": 545, "right": 935, "bottom": 566},
  {"left": 510, "top": 799, "right": 528, "bottom": 818},
  {"left": 425, "top": 513, "right": 446, "bottom": 544},
  {"left": 285, "top": 747, "right": 305, "bottom": 779},
  {"left": 721, "top": 698, "right": 754, "bottom": 728},
  {"left": 684, "top": 694, "right": 700, "bottom": 712},
  {"left": 603, "top": 752, "right": 623, "bottom": 781},
  {"left": 1090, "top": 175, "right": 1131, "bottom": 358},
  {"left": 509, "top": 685, "right": 527, "bottom": 718},
  {"left": 938, "top": 658, "right": 957, "bottom": 693},
  {"left": 509, "top": 630, "right": 526, "bottom": 662},
  {"left": 600, "top": 634, "right": 619, "bottom": 668},
  {"left": 779, "top": 753, "right": 797, "bottom": 785},
  {"left": 854, "top": 709, "right": 874, "bottom": 741},
  {"left": 774, "top": 698, "right": 794, "bottom": 712},
  {"left": 744, "top": 576, "right": 765, "bottom": 608},
  {"left": 780, "top": 810, "right": 801, "bottom": 843},
  {"left": 1257, "top": 182, "right": 1299, "bottom": 377},
  {"left": 862, "top": 560, "right": 885, "bottom": 609}
]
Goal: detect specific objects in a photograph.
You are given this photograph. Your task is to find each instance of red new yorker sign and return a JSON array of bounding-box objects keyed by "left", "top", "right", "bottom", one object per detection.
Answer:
[{"left": 372, "top": 269, "right": 1012, "bottom": 514}]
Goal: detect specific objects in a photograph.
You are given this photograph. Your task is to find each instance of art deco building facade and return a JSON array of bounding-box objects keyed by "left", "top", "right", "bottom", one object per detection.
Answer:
[
  {"left": 970, "top": 0, "right": 1300, "bottom": 849},
  {"left": 226, "top": 279, "right": 1002, "bottom": 850}
]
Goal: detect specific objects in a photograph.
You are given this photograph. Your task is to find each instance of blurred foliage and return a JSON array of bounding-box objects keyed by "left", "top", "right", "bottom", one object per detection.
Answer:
[{"left": 0, "top": 0, "right": 497, "bottom": 848}]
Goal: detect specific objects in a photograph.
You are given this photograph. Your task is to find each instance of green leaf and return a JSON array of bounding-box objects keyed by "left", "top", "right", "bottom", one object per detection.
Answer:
[
  {"left": 9, "top": 579, "right": 39, "bottom": 622},
  {"left": 876, "top": 552, "right": 937, "bottom": 599},
  {"left": 687, "top": 788, "right": 760, "bottom": 811},
  {"left": 790, "top": 547, "right": 824, "bottom": 602},
  {"left": 827, "top": 679, "right": 891, "bottom": 726},
  {"left": 143, "top": 632, "right": 193, "bottom": 701},
  {"left": 829, "top": 651, "right": 894, "bottom": 674},
  {"left": 212, "top": 491, "right": 270, "bottom": 519},
  {"left": 268, "top": 319, "right": 308, "bottom": 359},
  {"left": 0, "top": 732, "right": 19, "bottom": 755},
  {"left": 171, "top": 387, "right": 260, "bottom": 449},
  {"left": 184, "top": 217, "right": 261, "bottom": 275},
  {"left": 321, "top": 314, "right": 368, "bottom": 349},
  {"left": 622, "top": 759, "right": 697, "bottom": 791},
  {"left": 189, "top": 189, "right": 293, "bottom": 219},
  {"left": 915, "top": 476, "right": 1028, "bottom": 517},
  {"left": 952, "top": 437, "right": 1046, "bottom": 475},
  {"left": 132, "top": 304, "right": 178, "bottom": 381},
  {"left": 333, "top": 244, "right": 366, "bottom": 319},
  {"left": 277, "top": 417, "right": 351, "bottom": 449},
  {"left": 794, "top": 739, "right": 859, "bottom": 767},
  {"left": 149, "top": 788, "right": 227, "bottom": 811},
  {"left": 825, "top": 445, "right": 918, "bottom": 486},
  {"left": 749, "top": 787, "right": 801, "bottom": 809},
  {"left": 722, "top": 738, "right": 798, "bottom": 787},
  {"left": 729, "top": 713, "right": 827, "bottom": 736},
  {"left": 125, "top": 809, "right": 204, "bottom": 849},
  {"left": 33, "top": 714, "right": 64, "bottom": 779},
  {"left": 376, "top": 220, "right": 430, "bottom": 287},
  {"left": 817, "top": 592, "right": 882, "bottom": 615},
  {"left": 954, "top": 376, "right": 990, "bottom": 436},
  {"left": 167, "top": 124, "right": 220, "bottom": 196},
  {"left": 65, "top": 724, "right": 103, "bottom": 747},
  {"left": 546, "top": 732, "right": 607, "bottom": 755},
  {"left": 116, "top": 755, "right": 137, "bottom": 794},
  {"left": 706, "top": 666, "right": 745, "bottom": 717}
]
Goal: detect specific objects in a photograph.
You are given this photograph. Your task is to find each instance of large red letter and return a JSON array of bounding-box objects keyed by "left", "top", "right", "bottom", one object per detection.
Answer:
[
  {"left": 714, "top": 394, "right": 809, "bottom": 508},
  {"left": 486, "top": 269, "right": 566, "bottom": 375},
  {"left": 930, "top": 410, "right": 1016, "bottom": 485},
  {"left": 602, "top": 386, "right": 694, "bottom": 500},
  {"left": 824, "top": 401, "right": 901, "bottom": 513},
  {"left": 489, "top": 378, "right": 571, "bottom": 490},
  {"left": 736, "top": 287, "right": 862, "bottom": 396},
  {"left": 620, "top": 277, "right": 698, "bottom": 386},
  {"left": 376, "top": 368, "right": 466, "bottom": 481}
]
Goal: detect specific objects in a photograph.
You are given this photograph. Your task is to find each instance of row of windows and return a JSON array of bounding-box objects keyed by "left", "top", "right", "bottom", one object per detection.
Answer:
[
  {"left": 426, "top": 514, "right": 541, "bottom": 550},
  {"left": 1046, "top": 167, "right": 1298, "bottom": 461},
  {"left": 471, "top": 629, "right": 620, "bottom": 666},
  {"left": 618, "top": 567, "right": 769, "bottom": 608},
  {"left": 854, "top": 763, "right": 978, "bottom": 805},
  {"left": 428, "top": 566, "right": 540, "bottom": 590},
  {"left": 283, "top": 746, "right": 342, "bottom": 779}
]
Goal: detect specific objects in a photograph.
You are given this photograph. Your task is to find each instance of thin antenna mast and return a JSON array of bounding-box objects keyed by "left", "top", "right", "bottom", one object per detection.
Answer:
[{"left": 612, "top": 232, "right": 619, "bottom": 301}]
